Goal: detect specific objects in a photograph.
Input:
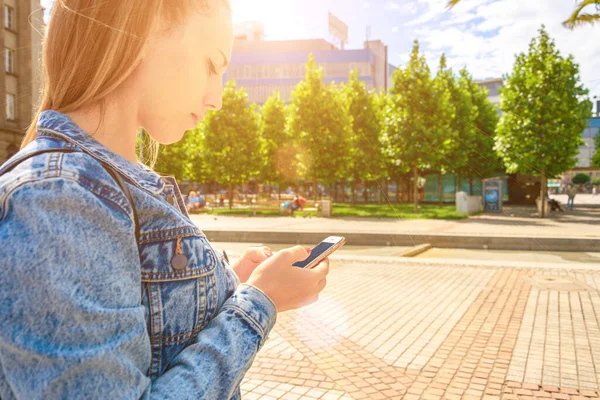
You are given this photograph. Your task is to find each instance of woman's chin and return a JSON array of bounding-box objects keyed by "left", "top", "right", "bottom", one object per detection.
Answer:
[{"left": 152, "top": 129, "right": 188, "bottom": 145}]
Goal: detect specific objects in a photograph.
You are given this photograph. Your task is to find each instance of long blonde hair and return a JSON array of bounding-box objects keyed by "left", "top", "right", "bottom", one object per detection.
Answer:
[{"left": 21, "top": 0, "right": 227, "bottom": 168}]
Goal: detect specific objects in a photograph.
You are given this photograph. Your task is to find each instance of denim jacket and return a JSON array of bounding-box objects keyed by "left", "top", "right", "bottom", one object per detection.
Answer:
[{"left": 0, "top": 110, "right": 277, "bottom": 399}]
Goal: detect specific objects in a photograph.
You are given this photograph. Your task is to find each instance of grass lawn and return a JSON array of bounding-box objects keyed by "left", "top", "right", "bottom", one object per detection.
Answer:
[
  {"left": 331, "top": 204, "right": 468, "bottom": 220},
  {"left": 193, "top": 203, "right": 467, "bottom": 220}
]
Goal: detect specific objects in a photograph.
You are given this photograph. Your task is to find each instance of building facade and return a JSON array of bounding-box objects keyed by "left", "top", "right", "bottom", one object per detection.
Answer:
[
  {"left": 577, "top": 117, "right": 599, "bottom": 168},
  {"left": 227, "top": 21, "right": 395, "bottom": 105},
  {"left": 476, "top": 77, "right": 502, "bottom": 110},
  {"left": 0, "top": 0, "right": 43, "bottom": 164}
]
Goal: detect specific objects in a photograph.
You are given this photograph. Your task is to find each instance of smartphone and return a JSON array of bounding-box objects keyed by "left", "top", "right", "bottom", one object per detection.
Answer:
[{"left": 293, "top": 236, "right": 346, "bottom": 269}]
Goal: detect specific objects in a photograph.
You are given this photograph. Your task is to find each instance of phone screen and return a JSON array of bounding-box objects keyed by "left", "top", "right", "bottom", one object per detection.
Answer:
[{"left": 293, "top": 241, "right": 335, "bottom": 268}]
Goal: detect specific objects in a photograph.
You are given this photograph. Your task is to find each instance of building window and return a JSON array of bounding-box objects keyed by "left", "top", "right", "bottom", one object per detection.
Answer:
[
  {"left": 4, "top": 48, "right": 14, "bottom": 74},
  {"left": 6, "top": 93, "right": 15, "bottom": 120},
  {"left": 4, "top": 5, "right": 14, "bottom": 30}
]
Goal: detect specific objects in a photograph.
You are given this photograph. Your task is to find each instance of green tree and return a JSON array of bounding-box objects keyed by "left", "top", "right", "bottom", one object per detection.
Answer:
[
  {"left": 458, "top": 68, "right": 500, "bottom": 193},
  {"left": 200, "top": 80, "right": 261, "bottom": 208},
  {"left": 375, "top": 92, "right": 405, "bottom": 203},
  {"left": 382, "top": 40, "right": 445, "bottom": 213},
  {"left": 433, "top": 54, "right": 471, "bottom": 204},
  {"left": 572, "top": 173, "right": 590, "bottom": 185},
  {"left": 447, "top": 0, "right": 600, "bottom": 29},
  {"left": 153, "top": 130, "right": 199, "bottom": 182},
  {"left": 495, "top": 26, "right": 592, "bottom": 217},
  {"left": 288, "top": 54, "right": 351, "bottom": 199},
  {"left": 341, "top": 69, "right": 382, "bottom": 205},
  {"left": 593, "top": 129, "right": 600, "bottom": 167},
  {"left": 259, "top": 92, "right": 298, "bottom": 199},
  {"left": 562, "top": 0, "right": 600, "bottom": 29}
]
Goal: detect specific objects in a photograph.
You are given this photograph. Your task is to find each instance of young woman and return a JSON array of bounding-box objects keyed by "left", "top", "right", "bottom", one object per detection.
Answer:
[{"left": 0, "top": 1, "right": 329, "bottom": 399}]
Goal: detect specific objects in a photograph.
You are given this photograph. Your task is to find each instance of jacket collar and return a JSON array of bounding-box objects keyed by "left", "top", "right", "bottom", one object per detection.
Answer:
[{"left": 36, "top": 110, "right": 165, "bottom": 195}]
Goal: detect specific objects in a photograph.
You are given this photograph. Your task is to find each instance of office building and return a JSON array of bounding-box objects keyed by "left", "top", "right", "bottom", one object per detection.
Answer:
[
  {"left": 227, "top": 21, "right": 396, "bottom": 104},
  {"left": 0, "top": 0, "right": 43, "bottom": 164},
  {"left": 476, "top": 77, "right": 502, "bottom": 110},
  {"left": 575, "top": 117, "right": 599, "bottom": 168}
]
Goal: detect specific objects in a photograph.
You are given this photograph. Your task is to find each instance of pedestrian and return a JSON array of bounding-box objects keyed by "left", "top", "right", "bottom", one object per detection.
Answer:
[
  {"left": 186, "top": 189, "right": 197, "bottom": 212},
  {"left": 593, "top": 186, "right": 597, "bottom": 197},
  {"left": 566, "top": 184, "right": 577, "bottom": 210},
  {"left": 0, "top": 1, "right": 329, "bottom": 398},
  {"left": 290, "top": 196, "right": 300, "bottom": 215}
]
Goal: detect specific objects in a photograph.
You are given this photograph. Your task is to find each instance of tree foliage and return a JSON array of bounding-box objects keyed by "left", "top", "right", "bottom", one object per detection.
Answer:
[
  {"left": 153, "top": 129, "right": 203, "bottom": 182},
  {"left": 288, "top": 54, "right": 351, "bottom": 193},
  {"left": 382, "top": 40, "right": 446, "bottom": 212},
  {"left": 458, "top": 69, "right": 500, "bottom": 188},
  {"left": 433, "top": 55, "right": 472, "bottom": 200},
  {"left": 341, "top": 69, "right": 382, "bottom": 203},
  {"left": 259, "top": 92, "right": 298, "bottom": 190},
  {"left": 200, "top": 80, "right": 261, "bottom": 206},
  {"left": 572, "top": 173, "right": 590, "bottom": 185},
  {"left": 495, "top": 26, "right": 592, "bottom": 216},
  {"left": 593, "top": 128, "right": 600, "bottom": 167}
]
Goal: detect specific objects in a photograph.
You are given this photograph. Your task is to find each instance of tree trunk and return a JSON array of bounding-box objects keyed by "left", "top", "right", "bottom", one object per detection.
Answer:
[
  {"left": 351, "top": 180, "right": 356, "bottom": 206},
  {"left": 540, "top": 168, "right": 546, "bottom": 218},
  {"left": 413, "top": 166, "right": 419, "bottom": 213},
  {"left": 333, "top": 182, "right": 338, "bottom": 202},
  {"left": 379, "top": 181, "right": 384, "bottom": 204},
  {"left": 395, "top": 180, "right": 400, "bottom": 204},
  {"left": 228, "top": 182, "right": 234, "bottom": 209},
  {"left": 469, "top": 177, "right": 473, "bottom": 196},
  {"left": 438, "top": 174, "right": 443, "bottom": 205},
  {"left": 215, "top": 182, "right": 219, "bottom": 207},
  {"left": 314, "top": 181, "right": 318, "bottom": 203}
]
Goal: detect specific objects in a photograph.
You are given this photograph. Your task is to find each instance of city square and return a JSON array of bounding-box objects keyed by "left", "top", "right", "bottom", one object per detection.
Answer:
[
  {"left": 0, "top": 0, "right": 598, "bottom": 399},
  {"left": 234, "top": 255, "right": 600, "bottom": 400}
]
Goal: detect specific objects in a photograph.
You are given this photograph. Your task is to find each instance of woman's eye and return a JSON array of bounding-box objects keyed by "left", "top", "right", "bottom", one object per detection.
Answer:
[{"left": 207, "top": 60, "right": 217, "bottom": 75}]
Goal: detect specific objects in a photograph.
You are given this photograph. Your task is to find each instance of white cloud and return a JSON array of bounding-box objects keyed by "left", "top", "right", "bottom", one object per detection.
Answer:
[
  {"left": 403, "top": 0, "right": 600, "bottom": 96},
  {"left": 392, "top": 26, "right": 399, "bottom": 32},
  {"left": 386, "top": 1, "right": 418, "bottom": 14},
  {"left": 440, "top": 11, "right": 478, "bottom": 26}
]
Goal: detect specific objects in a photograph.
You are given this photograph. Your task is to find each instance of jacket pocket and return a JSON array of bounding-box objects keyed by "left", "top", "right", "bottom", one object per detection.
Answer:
[{"left": 140, "top": 231, "right": 219, "bottom": 379}]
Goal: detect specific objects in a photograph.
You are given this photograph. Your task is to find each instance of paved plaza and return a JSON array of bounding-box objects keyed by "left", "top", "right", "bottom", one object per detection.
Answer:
[
  {"left": 192, "top": 202, "right": 600, "bottom": 241},
  {"left": 239, "top": 259, "right": 600, "bottom": 400}
]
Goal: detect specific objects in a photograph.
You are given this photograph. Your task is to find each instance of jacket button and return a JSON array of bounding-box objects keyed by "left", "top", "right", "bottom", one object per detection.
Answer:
[{"left": 171, "top": 254, "right": 188, "bottom": 270}]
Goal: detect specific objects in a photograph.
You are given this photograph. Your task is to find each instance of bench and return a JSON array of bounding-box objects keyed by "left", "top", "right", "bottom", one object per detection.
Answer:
[{"left": 279, "top": 202, "right": 321, "bottom": 216}]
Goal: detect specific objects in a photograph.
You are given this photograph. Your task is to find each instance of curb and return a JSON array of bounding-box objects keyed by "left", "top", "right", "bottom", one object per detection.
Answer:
[
  {"left": 400, "top": 243, "right": 432, "bottom": 257},
  {"left": 218, "top": 250, "right": 600, "bottom": 271},
  {"left": 203, "top": 230, "right": 600, "bottom": 252}
]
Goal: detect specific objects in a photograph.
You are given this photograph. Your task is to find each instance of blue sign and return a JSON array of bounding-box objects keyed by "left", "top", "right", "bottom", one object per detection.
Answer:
[{"left": 483, "top": 178, "right": 503, "bottom": 212}]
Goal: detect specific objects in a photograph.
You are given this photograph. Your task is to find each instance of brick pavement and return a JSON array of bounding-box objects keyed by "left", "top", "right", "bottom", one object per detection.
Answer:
[{"left": 240, "top": 261, "right": 600, "bottom": 399}]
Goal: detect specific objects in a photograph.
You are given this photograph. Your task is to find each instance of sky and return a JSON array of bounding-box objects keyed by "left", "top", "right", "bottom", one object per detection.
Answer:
[{"left": 41, "top": 0, "right": 600, "bottom": 97}]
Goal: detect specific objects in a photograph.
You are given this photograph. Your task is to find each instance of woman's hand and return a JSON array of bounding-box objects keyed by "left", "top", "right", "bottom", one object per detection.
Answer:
[
  {"left": 231, "top": 246, "right": 273, "bottom": 284},
  {"left": 246, "top": 246, "right": 329, "bottom": 313}
]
